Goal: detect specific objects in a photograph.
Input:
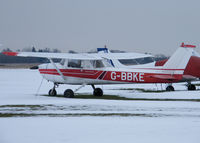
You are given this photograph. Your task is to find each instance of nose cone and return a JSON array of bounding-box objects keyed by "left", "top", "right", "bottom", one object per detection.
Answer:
[{"left": 184, "top": 56, "right": 200, "bottom": 78}]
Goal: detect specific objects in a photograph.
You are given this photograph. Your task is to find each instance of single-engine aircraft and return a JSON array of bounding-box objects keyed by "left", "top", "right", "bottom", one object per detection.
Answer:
[{"left": 2, "top": 44, "right": 195, "bottom": 98}]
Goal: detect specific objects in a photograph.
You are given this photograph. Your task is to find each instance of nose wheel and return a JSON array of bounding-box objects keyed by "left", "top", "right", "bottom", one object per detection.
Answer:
[
  {"left": 48, "top": 89, "right": 57, "bottom": 96},
  {"left": 48, "top": 83, "right": 59, "bottom": 96}
]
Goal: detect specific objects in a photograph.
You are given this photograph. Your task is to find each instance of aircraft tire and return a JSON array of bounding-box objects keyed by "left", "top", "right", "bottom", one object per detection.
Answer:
[
  {"left": 64, "top": 89, "right": 74, "bottom": 98},
  {"left": 187, "top": 84, "right": 196, "bottom": 91},
  {"left": 166, "top": 85, "right": 174, "bottom": 91},
  {"left": 93, "top": 88, "right": 103, "bottom": 96},
  {"left": 49, "top": 89, "right": 57, "bottom": 96}
]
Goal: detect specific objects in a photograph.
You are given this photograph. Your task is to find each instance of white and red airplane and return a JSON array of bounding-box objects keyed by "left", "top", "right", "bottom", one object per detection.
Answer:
[{"left": 2, "top": 43, "right": 195, "bottom": 97}]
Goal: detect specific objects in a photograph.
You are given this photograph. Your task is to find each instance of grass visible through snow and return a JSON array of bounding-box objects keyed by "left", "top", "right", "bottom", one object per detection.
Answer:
[
  {"left": 41, "top": 94, "right": 200, "bottom": 102},
  {"left": 0, "top": 113, "right": 155, "bottom": 118},
  {"left": 113, "top": 88, "right": 166, "bottom": 92},
  {"left": 43, "top": 94, "right": 133, "bottom": 100}
]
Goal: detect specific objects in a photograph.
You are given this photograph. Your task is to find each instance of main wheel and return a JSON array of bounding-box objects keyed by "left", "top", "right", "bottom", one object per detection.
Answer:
[
  {"left": 166, "top": 85, "right": 174, "bottom": 91},
  {"left": 93, "top": 88, "right": 103, "bottom": 96},
  {"left": 64, "top": 89, "right": 74, "bottom": 98},
  {"left": 48, "top": 89, "right": 57, "bottom": 96},
  {"left": 188, "top": 84, "right": 196, "bottom": 90}
]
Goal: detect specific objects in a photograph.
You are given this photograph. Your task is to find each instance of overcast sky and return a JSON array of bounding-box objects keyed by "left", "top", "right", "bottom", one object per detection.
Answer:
[{"left": 0, "top": 0, "right": 200, "bottom": 55}]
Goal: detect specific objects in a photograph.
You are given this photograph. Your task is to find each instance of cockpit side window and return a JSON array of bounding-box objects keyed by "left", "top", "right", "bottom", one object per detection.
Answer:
[{"left": 68, "top": 60, "right": 82, "bottom": 68}]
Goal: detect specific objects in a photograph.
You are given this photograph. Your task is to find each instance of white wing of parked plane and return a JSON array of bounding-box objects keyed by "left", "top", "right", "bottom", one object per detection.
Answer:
[{"left": 2, "top": 51, "right": 152, "bottom": 60}]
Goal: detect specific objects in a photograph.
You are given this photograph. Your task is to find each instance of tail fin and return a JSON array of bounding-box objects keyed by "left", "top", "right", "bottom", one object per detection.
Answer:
[{"left": 163, "top": 43, "right": 195, "bottom": 72}]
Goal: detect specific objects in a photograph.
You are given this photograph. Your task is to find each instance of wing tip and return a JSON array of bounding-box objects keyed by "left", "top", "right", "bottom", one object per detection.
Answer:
[{"left": 2, "top": 51, "right": 18, "bottom": 56}]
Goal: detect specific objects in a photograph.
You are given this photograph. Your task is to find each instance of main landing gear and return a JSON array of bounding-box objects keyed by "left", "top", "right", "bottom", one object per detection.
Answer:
[
  {"left": 64, "top": 89, "right": 74, "bottom": 98},
  {"left": 48, "top": 83, "right": 103, "bottom": 98},
  {"left": 187, "top": 83, "right": 196, "bottom": 91},
  {"left": 91, "top": 84, "right": 103, "bottom": 96},
  {"left": 166, "top": 84, "right": 175, "bottom": 91}
]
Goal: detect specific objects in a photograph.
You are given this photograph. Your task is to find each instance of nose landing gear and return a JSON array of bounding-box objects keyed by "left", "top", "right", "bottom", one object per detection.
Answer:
[{"left": 48, "top": 83, "right": 59, "bottom": 96}]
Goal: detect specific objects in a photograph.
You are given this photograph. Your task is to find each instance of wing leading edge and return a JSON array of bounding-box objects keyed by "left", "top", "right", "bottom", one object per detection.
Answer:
[{"left": 2, "top": 51, "right": 152, "bottom": 60}]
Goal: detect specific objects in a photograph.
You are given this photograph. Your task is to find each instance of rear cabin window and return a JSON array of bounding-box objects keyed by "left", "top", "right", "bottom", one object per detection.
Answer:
[
  {"left": 119, "top": 57, "right": 154, "bottom": 65},
  {"left": 66, "top": 60, "right": 106, "bottom": 69}
]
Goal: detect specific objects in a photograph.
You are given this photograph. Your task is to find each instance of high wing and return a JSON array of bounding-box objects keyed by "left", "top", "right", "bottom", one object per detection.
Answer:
[
  {"left": 2, "top": 51, "right": 102, "bottom": 60},
  {"left": 98, "top": 52, "right": 152, "bottom": 59},
  {"left": 2, "top": 51, "right": 152, "bottom": 60}
]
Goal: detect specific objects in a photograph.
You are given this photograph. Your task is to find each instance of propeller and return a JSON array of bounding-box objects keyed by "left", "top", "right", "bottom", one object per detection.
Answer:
[{"left": 30, "top": 65, "right": 38, "bottom": 70}]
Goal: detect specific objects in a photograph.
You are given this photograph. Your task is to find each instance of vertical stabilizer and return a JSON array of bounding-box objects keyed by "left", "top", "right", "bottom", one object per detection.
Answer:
[{"left": 163, "top": 43, "right": 195, "bottom": 73}]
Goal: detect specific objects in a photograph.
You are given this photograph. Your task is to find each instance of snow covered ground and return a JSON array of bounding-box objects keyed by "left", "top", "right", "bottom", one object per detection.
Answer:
[
  {"left": 0, "top": 69, "right": 200, "bottom": 143},
  {"left": 1, "top": 117, "right": 200, "bottom": 143}
]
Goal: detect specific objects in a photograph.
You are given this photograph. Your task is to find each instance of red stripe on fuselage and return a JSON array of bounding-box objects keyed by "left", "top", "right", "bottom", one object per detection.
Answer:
[
  {"left": 39, "top": 69, "right": 182, "bottom": 83},
  {"left": 39, "top": 69, "right": 103, "bottom": 79},
  {"left": 102, "top": 71, "right": 182, "bottom": 83}
]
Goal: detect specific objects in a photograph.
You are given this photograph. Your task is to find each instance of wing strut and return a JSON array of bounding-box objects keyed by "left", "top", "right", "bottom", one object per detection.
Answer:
[{"left": 48, "top": 58, "right": 66, "bottom": 81}]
